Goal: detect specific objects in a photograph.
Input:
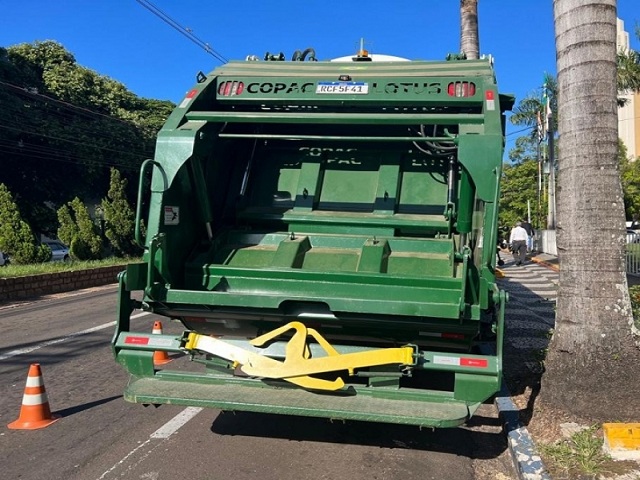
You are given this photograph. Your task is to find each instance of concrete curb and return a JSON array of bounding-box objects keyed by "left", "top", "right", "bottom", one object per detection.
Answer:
[
  {"left": 495, "top": 386, "right": 552, "bottom": 479},
  {"left": 530, "top": 256, "right": 559, "bottom": 272}
]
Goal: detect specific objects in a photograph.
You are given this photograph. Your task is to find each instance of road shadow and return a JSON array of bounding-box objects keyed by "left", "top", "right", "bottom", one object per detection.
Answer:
[
  {"left": 55, "top": 395, "right": 122, "bottom": 417},
  {"left": 210, "top": 402, "right": 507, "bottom": 460}
]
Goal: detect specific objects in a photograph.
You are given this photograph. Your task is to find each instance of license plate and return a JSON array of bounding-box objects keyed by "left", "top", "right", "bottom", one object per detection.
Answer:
[{"left": 316, "top": 82, "right": 369, "bottom": 94}]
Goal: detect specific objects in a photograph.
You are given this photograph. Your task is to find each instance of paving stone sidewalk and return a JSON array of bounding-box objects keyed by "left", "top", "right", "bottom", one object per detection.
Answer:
[{"left": 495, "top": 255, "right": 558, "bottom": 480}]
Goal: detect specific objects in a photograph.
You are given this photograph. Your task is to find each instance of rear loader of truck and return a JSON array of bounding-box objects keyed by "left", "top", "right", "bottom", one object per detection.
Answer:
[{"left": 112, "top": 47, "right": 513, "bottom": 428}]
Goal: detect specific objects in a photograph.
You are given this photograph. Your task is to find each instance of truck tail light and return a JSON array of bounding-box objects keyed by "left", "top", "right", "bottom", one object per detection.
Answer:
[
  {"left": 218, "top": 81, "right": 244, "bottom": 96},
  {"left": 447, "top": 81, "right": 476, "bottom": 97}
]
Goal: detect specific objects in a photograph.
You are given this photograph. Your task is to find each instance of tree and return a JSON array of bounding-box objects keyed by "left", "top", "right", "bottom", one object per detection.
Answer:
[
  {"left": 541, "top": 0, "right": 640, "bottom": 422},
  {"left": 499, "top": 159, "right": 543, "bottom": 229},
  {"left": 0, "top": 184, "right": 50, "bottom": 264},
  {"left": 460, "top": 0, "right": 479, "bottom": 59},
  {"left": 57, "top": 197, "right": 102, "bottom": 260},
  {"left": 510, "top": 48, "right": 640, "bottom": 226},
  {"left": 618, "top": 140, "right": 640, "bottom": 220},
  {"left": 0, "top": 41, "right": 175, "bottom": 234},
  {"left": 57, "top": 202, "right": 79, "bottom": 247},
  {"left": 616, "top": 48, "right": 640, "bottom": 106},
  {"left": 101, "top": 168, "right": 139, "bottom": 257}
]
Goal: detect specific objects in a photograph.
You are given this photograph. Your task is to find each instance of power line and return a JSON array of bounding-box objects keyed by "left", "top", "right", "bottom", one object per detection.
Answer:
[
  {"left": 135, "top": 0, "right": 228, "bottom": 64},
  {"left": 0, "top": 124, "right": 150, "bottom": 160},
  {"left": 506, "top": 125, "right": 536, "bottom": 137},
  {"left": 0, "top": 143, "right": 138, "bottom": 171},
  {"left": 0, "top": 80, "right": 140, "bottom": 127},
  {"left": 0, "top": 81, "right": 161, "bottom": 157}
]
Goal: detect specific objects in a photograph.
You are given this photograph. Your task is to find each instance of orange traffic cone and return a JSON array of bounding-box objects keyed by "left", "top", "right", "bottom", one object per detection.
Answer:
[
  {"left": 8, "top": 363, "right": 59, "bottom": 430},
  {"left": 152, "top": 321, "right": 172, "bottom": 365}
]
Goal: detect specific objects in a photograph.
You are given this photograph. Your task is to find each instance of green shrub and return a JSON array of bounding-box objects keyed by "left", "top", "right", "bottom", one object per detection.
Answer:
[
  {"left": 56, "top": 202, "right": 78, "bottom": 247},
  {"left": 101, "top": 168, "right": 140, "bottom": 257},
  {"left": 56, "top": 197, "right": 102, "bottom": 260},
  {"left": 0, "top": 184, "right": 51, "bottom": 264}
]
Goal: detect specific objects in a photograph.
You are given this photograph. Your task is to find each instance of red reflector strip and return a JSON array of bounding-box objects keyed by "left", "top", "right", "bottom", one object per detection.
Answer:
[
  {"left": 419, "top": 332, "right": 465, "bottom": 340},
  {"left": 433, "top": 355, "right": 488, "bottom": 368},
  {"left": 124, "top": 336, "right": 150, "bottom": 345},
  {"left": 461, "top": 358, "right": 488, "bottom": 368},
  {"left": 178, "top": 89, "right": 198, "bottom": 109},
  {"left": 441, "top": 332, "right": 466, "bottom": 340},
  {"left": 485, "top": 89, "right": 496, "bottom": 110}
]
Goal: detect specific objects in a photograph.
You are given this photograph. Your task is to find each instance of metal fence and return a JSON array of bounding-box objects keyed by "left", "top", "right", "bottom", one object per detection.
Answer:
[
  {"left": 537, "top": 230, "right": 640, "bottom": 276},
  {"left": 626, "top": 241, "right": 640, "bottom": 276}
]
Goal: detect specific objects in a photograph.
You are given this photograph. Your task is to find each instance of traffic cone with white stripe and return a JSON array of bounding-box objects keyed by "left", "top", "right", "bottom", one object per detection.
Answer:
[
  {"left": 8, "top": 363, "right": 59, "bottom": 430},
  {"left": 152, "top": 321, "right": 172, "bottom": 365}
]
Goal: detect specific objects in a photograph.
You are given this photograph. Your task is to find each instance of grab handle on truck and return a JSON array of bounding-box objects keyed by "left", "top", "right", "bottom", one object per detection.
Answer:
[{"left": 135, "top": 159, "right": 168, "bottom": 248}]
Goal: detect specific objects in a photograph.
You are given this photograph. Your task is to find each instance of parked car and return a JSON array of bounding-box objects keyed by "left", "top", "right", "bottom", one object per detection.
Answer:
[
  {"left": 627, "top": 230, "right": 640, "bottom": 244},
  {"left": 44, "top": 240, "right": 71, "bottom": 262}
]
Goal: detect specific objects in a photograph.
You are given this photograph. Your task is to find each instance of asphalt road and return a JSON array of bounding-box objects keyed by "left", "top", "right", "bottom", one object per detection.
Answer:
[{"left": 0, "top": 286, "right": 514, "bottom": 480}]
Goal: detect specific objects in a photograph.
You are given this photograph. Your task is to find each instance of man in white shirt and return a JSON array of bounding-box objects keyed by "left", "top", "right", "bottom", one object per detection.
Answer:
[{"left": 509, "top": 221, "right": 528, "bottom": 266}]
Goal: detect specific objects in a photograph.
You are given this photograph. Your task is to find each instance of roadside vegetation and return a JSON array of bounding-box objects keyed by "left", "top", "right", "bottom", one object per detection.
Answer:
[
  {"left": 0, "top": 256, "right": 134, "bottom": 279},
  {"left": 540, "top": 426, "right": 609, "bottom": 479},
  {"left": 1, "top": 167, "right": 143, "bottom": 267},
  {"left": 0, "top": 40, "right": 173, "bottom": 265}
]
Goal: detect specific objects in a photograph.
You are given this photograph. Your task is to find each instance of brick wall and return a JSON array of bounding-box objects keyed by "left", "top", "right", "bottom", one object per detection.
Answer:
[{"left": 0, "top": 265, "right": 125, "bottom": 304}]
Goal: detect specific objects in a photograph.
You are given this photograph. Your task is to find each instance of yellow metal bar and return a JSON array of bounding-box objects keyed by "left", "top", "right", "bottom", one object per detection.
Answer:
[
  {"left": 182, "top": 322, "right": 416, "bottom": 391},
  {"left": 241, "top": 347, "right": 414, "bottom": 379},
  {"left": 185, "top": 332, "right": 344, "bottom": 390}
]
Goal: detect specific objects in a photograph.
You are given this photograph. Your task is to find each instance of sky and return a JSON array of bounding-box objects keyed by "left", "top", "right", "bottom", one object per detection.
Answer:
[{"left": 1, "top": 0, "right": 639, "bottom": 153}]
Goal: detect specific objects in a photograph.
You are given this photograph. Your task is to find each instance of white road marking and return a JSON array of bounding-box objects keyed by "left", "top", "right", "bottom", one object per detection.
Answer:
[
  {"left": 0, "top": 312, "right": 150, "bottom": 361},
  {"left": 97, "top": 407, "right": 203, "bottom": 480},
  {"left": 150, "top": 406, "right": 203, "bottom": 438},
  {"left": 96, "top": 438, "right": 153, "bottom": 480}
]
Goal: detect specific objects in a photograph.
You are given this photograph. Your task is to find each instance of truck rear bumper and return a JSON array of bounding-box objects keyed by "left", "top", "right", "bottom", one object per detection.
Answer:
[{"left": 125, "top": 373, "right": 477, "bottom": 428}]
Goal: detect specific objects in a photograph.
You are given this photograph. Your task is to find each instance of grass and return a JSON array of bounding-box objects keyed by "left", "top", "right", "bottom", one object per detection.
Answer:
[
  {"left": 0, "top": 257, "right": 136, "bottom": 278},
  {"left": 540, "top": 425, "right": 612, "bottom": 478}
]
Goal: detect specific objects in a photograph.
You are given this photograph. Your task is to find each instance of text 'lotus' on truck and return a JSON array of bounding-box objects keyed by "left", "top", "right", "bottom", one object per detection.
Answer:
[{"left": 112, "top": 46, "right": 514, "bottom": 428}]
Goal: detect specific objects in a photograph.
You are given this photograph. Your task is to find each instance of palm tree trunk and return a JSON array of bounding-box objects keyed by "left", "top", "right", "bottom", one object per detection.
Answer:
[
  {"left": 460, "top": 0, "right": 479, "bottom": 59},
  {"left": 543, "top": 0, "right": 639, "bottom": 421}
]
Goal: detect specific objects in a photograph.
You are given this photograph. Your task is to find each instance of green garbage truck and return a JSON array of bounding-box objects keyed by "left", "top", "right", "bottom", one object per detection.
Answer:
[{"left": 112, "top": 46, "right": 514, "bottom": 428}]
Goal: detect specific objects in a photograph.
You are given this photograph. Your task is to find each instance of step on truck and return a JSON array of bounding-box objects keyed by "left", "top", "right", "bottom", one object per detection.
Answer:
[{"left": 112, "top": 46, "right": 514, "bottom": 428}]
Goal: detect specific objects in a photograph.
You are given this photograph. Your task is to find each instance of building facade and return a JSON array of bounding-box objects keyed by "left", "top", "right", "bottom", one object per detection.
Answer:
[{"left": 618, "top": 18, "right": 640, "bottom": 160}]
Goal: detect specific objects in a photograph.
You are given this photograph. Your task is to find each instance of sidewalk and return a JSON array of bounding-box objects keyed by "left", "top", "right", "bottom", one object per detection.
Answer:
[
  {"left": 495, "top": 253, "right": 558, "bottom": 479},
  {"left": 498, "top": 252, "right": 640, "bottom": 479},
  {"left": 530, "top": 253, "right": 559, "bottom": 272},
  {"left": 530, "top": 252, "right": 640, "bottom": 287}
]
